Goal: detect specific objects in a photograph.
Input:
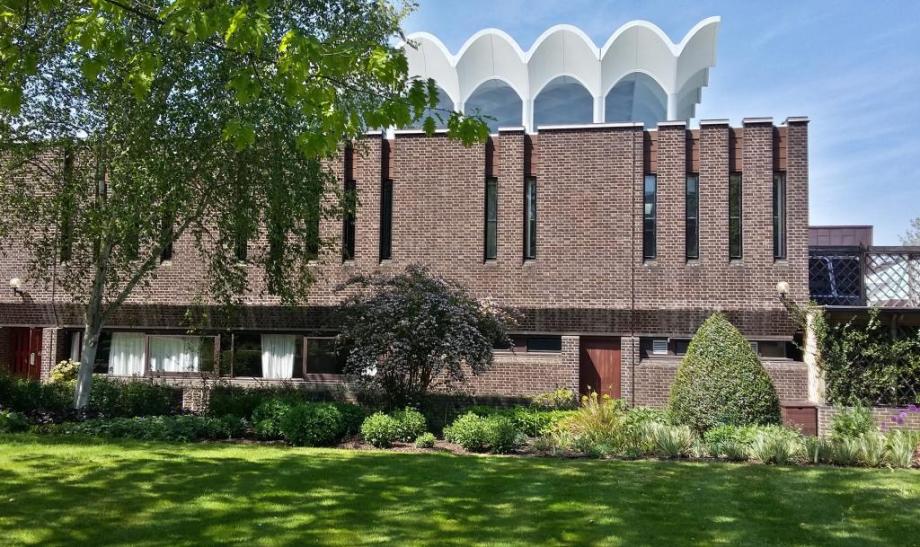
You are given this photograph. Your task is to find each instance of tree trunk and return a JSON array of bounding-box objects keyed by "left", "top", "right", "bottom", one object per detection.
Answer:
[
  {"left": 73, "top": 322, "right": 101, "bottom": 409},
  {"left": 73, "top": 239, "right": 111, "bottom": 409}
]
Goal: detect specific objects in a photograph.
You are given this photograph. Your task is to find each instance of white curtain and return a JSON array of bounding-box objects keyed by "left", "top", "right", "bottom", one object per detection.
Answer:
[
  {"left": 109, "top": 333, "right": 145, "bottom": 376},
  {"left": 149, "top": 336, "right": 201, "bottom": 373},
  {"left": 262, "top": 334, "right": 296, "bottom": 379}
]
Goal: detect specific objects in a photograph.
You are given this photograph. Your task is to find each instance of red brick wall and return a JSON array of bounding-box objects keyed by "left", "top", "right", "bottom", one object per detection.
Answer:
[{"left": 0, "top": 121, "right": 810, "bottom": 399}]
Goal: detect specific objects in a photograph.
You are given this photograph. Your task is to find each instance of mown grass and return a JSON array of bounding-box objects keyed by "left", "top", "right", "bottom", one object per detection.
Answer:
[{"left": 1, "top": 434, "right": 918, "bottom": 546}]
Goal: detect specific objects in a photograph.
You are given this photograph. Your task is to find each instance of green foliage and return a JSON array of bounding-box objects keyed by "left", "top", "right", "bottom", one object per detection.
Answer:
[
  {"left": 0, "top": 372, "right": 72, "bottom": 416},
  {"left": 468, "top": 405, "right": 575, "bottom": 437},
  {"left": 856, "top": 431, "right": 887, "bottom": 467},
  {"left": 0, "top": 410, "right": 29, "bottom": 433},
  {"left": 360, "top": 412, "right": 401, "bottom": 448},
  {"left": 0, "top": 0, "right": 488, "bottom": 408},
  {"left": 531, "top": 388, "right": 579, "bottom": 410},
  {"left": 829, "top": 406, "right": 874, "bottom": 439},
  {"left": 278, "top": 403, "right": 353, "bottom": 447},
  {"left": 645, "top": 422, "right": 695, "bottom": 459},
  {"left": 87, "top": 378, "right": 182, "bottom": 418},
  {"left": 206, "top": 384, "right": 334, "bottom": 419},
  {"left": 415, "top": 432, "right": 436, "bottom": 449},
  {"left": 336, "top": 266, "right": 513, "bottom": 406},
  {"left": 443, "top": 412, "right": 522, "bottom": 454},
  {"left": 821, "top": 309, "right": 920, "bottom": 406},
  {"left": 251, "top": 399, "right": 293, "bottom": 440},
  {"left": 49, "top": 360, "right": 80, "bottom": 384},
  {"left": 390, "top": 407, "right": 427, "bottom": 442},
  {"left": 668, "top": 313, "right": 782, "bottom": 432},
  {"left": 703, "top": 425, "right": 759, "bottom": 460},
  {"left": 545, "top": 393, "right": 633, "bottom": 457},
  {"left": 51, "top": 415, "right": 246, "bottom": 442},
  {"left": 886, "top": 430, "right": 919, "bottom": 468},
  {"left": 748, "top": 427, "right": 805, "bottom": 465}
]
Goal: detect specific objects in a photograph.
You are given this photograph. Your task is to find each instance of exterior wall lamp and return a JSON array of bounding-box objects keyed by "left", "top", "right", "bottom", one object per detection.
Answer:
[
  {"left": 9, "top": 277, "right": 25, "bottom": 296},
  {"left": 775, "top": 281, "right": 790, "bottom": 300}
]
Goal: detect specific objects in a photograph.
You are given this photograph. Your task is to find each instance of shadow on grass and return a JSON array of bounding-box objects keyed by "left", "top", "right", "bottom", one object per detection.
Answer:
[{"left": 0, "top": 434, "right": 917, "bottom": 546}]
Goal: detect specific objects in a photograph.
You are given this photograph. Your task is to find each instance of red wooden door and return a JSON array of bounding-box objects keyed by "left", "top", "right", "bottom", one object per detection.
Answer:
[
  {"left": 579, "top": 337, "right": 621, "bottom": 398},
  {"left": 10, "top": 327, "right": 42, "bottom": 381}
]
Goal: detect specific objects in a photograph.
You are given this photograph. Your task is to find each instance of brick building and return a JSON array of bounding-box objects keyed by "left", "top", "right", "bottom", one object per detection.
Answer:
[{"left": 0, "top": 19, "right": 815, "bottom": 412}]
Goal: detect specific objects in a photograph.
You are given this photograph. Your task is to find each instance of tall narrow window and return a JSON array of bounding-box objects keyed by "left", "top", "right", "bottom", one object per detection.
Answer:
[
  {"left": 342, "top": 179, "right": 356, "bottom": 260},
  {"left": 524, "top": 177, "right": 536, "bottom": 259},
  {"left": 379, "top": 179, "right": 392, "bottom": 260},
  {"left": 643, "top": 174, "right": 657, "bottom": 260},
  {"left": 685, "top": 174, "right": 699, "bottom": 260},
  {"left": 234, "top": 234, "right": 248, "bottom": 263},
  {"left": 773, "top": 172, "right": 786, "bottom": 259},
  {"left": 729, "top": 173, "right": 742, "bottom": 259},
  {"left": 484, "top": 178, "right": 497, "bottom": 260},
  {"left": 59, "top": 149, "right": 75, "bottom": 262},
  {"left": 160, "top": 218, "right": 174, "bottom": 263}
]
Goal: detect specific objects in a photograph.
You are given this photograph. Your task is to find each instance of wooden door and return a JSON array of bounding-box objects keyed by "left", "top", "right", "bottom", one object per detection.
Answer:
[
  {"left": 579, "top": 337, "right": 621, "bottom": 398},
  {"left": 10, "top": 327, "right": 42, "bottom": 381}
]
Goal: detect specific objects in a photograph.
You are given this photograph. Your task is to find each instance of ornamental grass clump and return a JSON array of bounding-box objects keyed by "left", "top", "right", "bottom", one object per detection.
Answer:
[
  {"left": 545, "top": 393, "right": 629, "bottom": 457},
  {"left": 748, "top": 426, "right": 804, "bottom": 465},
  {"left": 885, "top": 430, "right": 919, "bottom": 468},
  {"left": 645, "top": 422, "right": 695, "bottom": 459},
  {"left": 668, "top": 313, "right": 781, "bottom": 432}
]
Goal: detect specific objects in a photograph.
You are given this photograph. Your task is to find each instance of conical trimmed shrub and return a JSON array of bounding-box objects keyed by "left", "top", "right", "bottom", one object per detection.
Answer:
[{"left": 668, "top": 313, "right": 781, "bottom": 432}]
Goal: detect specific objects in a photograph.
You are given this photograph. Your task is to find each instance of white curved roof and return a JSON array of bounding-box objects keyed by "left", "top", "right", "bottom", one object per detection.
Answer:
[{"left": 402, "top": 18, "right": 720, "bottom": 133}]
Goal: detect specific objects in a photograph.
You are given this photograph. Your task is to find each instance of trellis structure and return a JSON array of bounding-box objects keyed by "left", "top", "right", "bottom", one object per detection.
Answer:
[{"left": 810, "top": 246, "right": 920, "bottom": 308}]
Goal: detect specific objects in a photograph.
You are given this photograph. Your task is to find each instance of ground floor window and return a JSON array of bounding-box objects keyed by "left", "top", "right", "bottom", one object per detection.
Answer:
[
  {"left": 496, "top": 334, "right": 563, "bottom": 353},
  {"left": 105, "top": 332, "right": 216, "bottom": 376},
  {"left": 305, "top": 338, "right": 345, "bottom": 374}
]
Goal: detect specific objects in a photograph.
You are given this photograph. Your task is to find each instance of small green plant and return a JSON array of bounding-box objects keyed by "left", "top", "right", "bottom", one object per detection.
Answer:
[
  {"left": 49, "top": 360, "right": 79, "bottom": 384},
  {"left": 547, "top": 393, "right": 628, "bottom": 456},
  {"left": 415, "top": 432, "right": 436, "bottom": 448},
  {"left": 361, "top": 412, "right": 401, "bottom": 448},
  {"left": 391, "top": 407, "right": 427, "bottom": 442},
  {"left": 703, "top": 424, "right": 758, "bottom": 459},
  {"left": 748, "top": 427, "right": 804, "bottom": 465},
  {"left": 532, "top": 388, "right": 578, "bottom": 410},
  {"left": 830, "top": 406, "right": 874, "bottom": 439},
  {"left": 885, "top": 430, "right": 918, "bottom": 468},
  {"left": 804, "top": 436, "right": 834, "bottom": 465},
  {"left": 444, "top": 412, "right": 521, "bottom": 454},
  {"left": 646, "top": 423, "right": 695, "bottom": 459},
  {"left": 856, "top": 431, "right": 887, "bottom": 467},
  {"left": 252, "top": 399, "right": 294, "bottom": 439},
  {"left": 0, "top": 410, "right": 29, "bottom": 433},
  {"left": 278, "top": 403, "right": 350, "bottom": 447},
  {"left": 828, "top": 437, "right": 861, "bottom": 466}
]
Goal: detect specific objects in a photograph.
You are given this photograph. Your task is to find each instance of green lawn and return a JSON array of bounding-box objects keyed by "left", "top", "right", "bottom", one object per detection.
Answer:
[{"left": 1, "top": 435, "right": 918, "bottom": 546}]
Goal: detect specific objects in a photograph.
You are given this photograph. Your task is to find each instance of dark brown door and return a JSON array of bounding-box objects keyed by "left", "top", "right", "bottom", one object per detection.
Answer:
[
  {"left": 579, "top": 337, "right": 621, "bottom": 398},
  {"left": 10, "top": 327, "right": 42, "bottom": 381}
]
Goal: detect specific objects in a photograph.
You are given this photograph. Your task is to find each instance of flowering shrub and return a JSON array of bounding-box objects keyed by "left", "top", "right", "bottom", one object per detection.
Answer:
[{"left": 49, "top": 360, "right": 80, "bottom": 384}]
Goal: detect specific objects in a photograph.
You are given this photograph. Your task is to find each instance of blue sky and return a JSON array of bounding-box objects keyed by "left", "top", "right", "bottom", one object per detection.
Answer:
[{"left": 404, "top": 1, "right": 920, "bottom": 244}]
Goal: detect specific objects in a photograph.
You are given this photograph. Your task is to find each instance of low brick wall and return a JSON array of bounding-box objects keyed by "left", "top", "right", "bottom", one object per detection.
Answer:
[
  {"left": 817, "top": 405, "right": 920, "bottom": 436},
  {"left": 631, "top": 358, "right": 808, "bottom": 408}
]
